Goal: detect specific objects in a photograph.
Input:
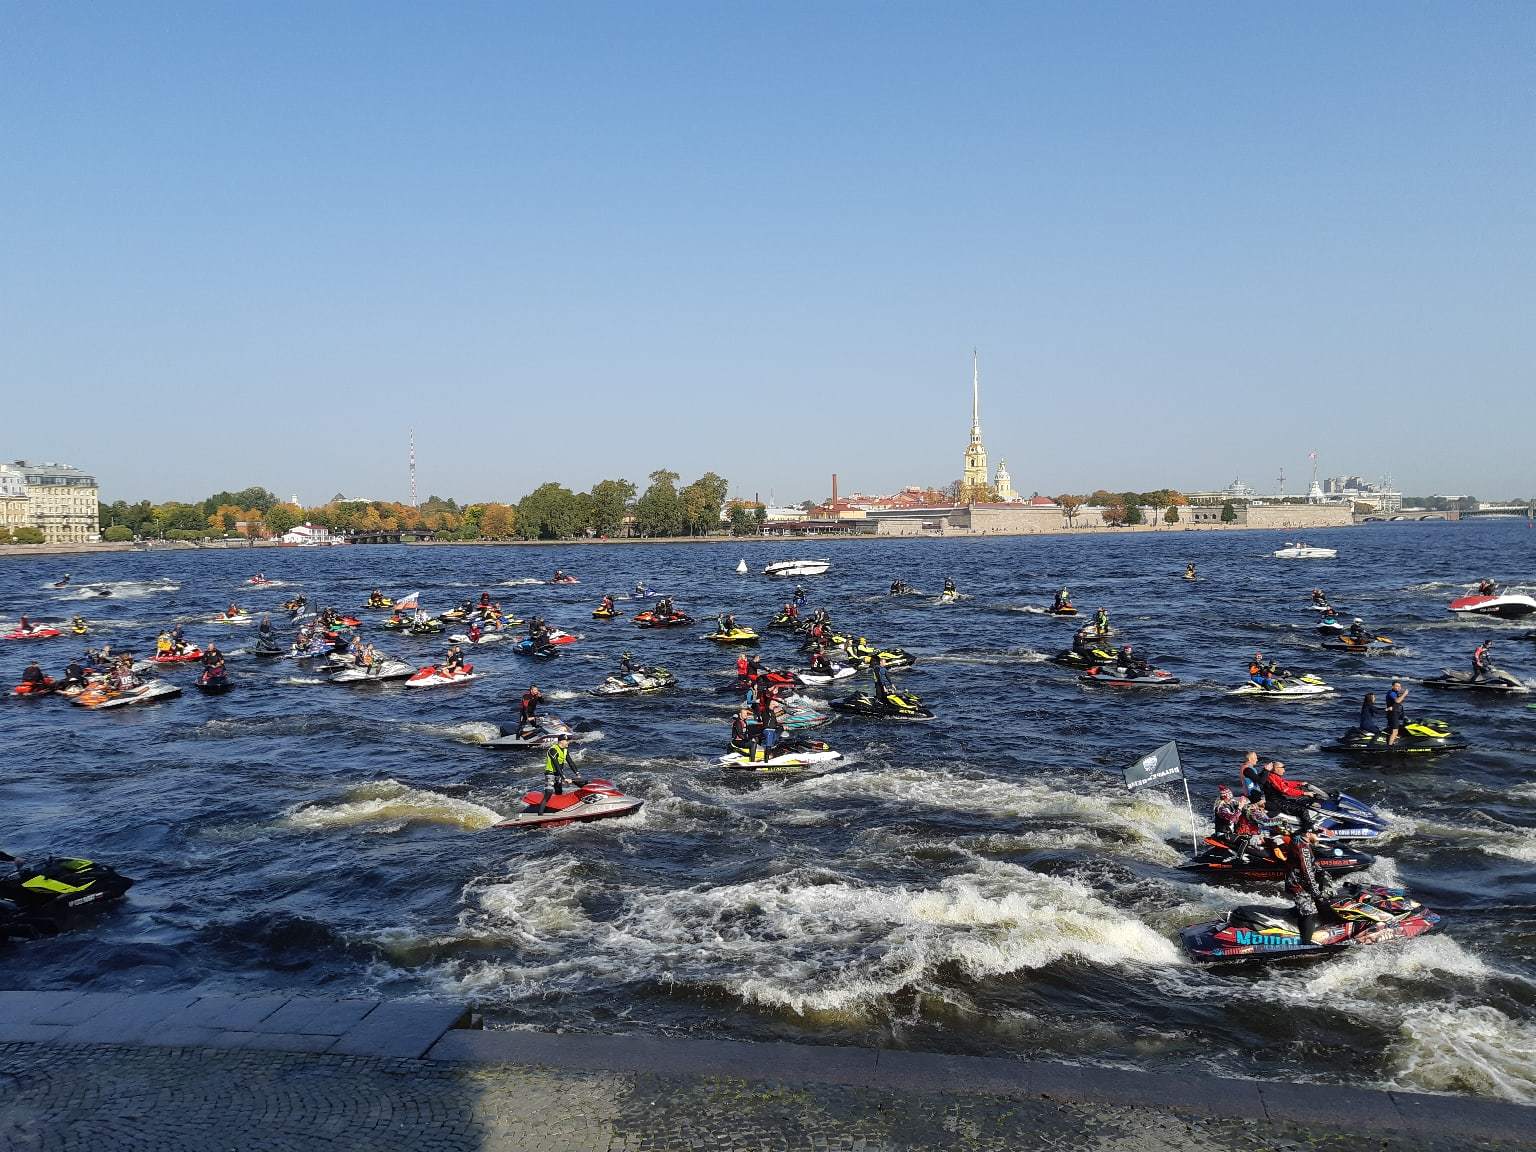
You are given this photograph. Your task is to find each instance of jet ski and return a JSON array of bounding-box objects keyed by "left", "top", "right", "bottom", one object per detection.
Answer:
[
  {"left": 1322, "top": 635, "right": 1393, "bottom": 654},
  {"left": 1051, "top": 643, "right": 1120, "bottom": 669},
  {"left": 0, "top": 851, "right": 133, "bottom": 943},
  {"left": 328, "top": 659, "right": 415, "bottom": 684},
  {"left": 792, "top": 664, "right": 858, "bottom": 686},
  {"left": 888, "top": 582, "right": 921, "bottom": 597},
  {"left": 492, "top": 779, "right": 641, "bottom": 829},
  {"left": 153, "top": 648, "right": 204, "bottom": 664},
  {"left": 633, "top": 611, "right": 694, "bottom": 628},
  {"left": 51, "top": 575, "right": 71, "bottom": 588},
  {"left": 246, "top": 576, "right": 274, "bottom": 586},
  {"left": 288, "top": 636, "right": 337, "bottom": 659},
  {"left": 12, "top": 676, "right": 55, "bottom": 697},
  {"left": 592, "top": 667, "right": 676, "bottom": 695},
  {"left": 938, "top": 589, "right": 959, "bottom": 604},
  {"left": 775, "top": 693, "right": 833, "bottom": 731},
  {"left": 823, "top": 638, "right": 916, "bottom": 668},
  {"left": 1329, "top": 718, "right": 1466, "bottom": 755},
  {"left": 253, "top": 638, "right": 286, "bottom": 659},
  {"left": 364, "top": 596, "right": 394, "bottom": 610},
  {"left": 1229, "top": 674, "right": 1333, "bottom": 698},
  {"left": 514, "top": 637, "right": 559, "bottom": 658},
  {"left": 592, "top": 607, "right": 624, "bottom": 619},
  {"left": 718, "top": 739, "right": 843, "bottom": 772},
  {"left": 1316, "top": 617, "right": 1347, "bottom": 636},
  {"left": 830, "top": 689, "right": 934, "bottom": 721},
  {"left": 69, "top": 619, "right": 89, "bottom": 635},
  {"left": 1046, "top": 604, "right": 1078, "bottom": 617},
  {"left": 448, "top": 631, "right": 508, "bottom": 646},
  {"left": 1422, "top": 667, "right": 1529, "bottom": 694},
  {"left": 483, "top": 715, "right": 574, "bottom": 749},
  {"left": 1309, "top": 792, "right": 1391, "bottom": 840},
  {"left": 1178, "top": 839, "right": 1374, "bottom": 883},
  {"left": 705, "top": 627, "right": 760, "bottom": 645},
  {"left": 383, "top": 618, "right": 444, "bottom": 634},
  {"left": 549, "top": 574, "right": 580, "bottom": 585},
  {"left": 766, "top": 612, "right": 802, "bottom": 630},
  {"left": 4, "top": 627, "right": 62, "bottom": 641},
  {"left": 1080, "top": 665, "right": 1179, "bottom": 687},
  {"left": 405, "top": 663, "right": 478, "bottom": 688},
  {"left": 70, "top": 680, "right": 182, "bottom": 709},
  {"left": 1180, "top": 883, "right": 1440, "bottom": 964},
  {"left": 197, "top": 667, "right": 233, "bottom": 695},
  {"left": 1448, "top": 591, "right": 1536, "bottom": 619}
]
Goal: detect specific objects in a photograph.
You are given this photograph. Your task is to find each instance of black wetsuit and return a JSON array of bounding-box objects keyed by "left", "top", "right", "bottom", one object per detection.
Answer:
[{"left": 1284, "top": 838, "right": 1328, "bottom": 943}]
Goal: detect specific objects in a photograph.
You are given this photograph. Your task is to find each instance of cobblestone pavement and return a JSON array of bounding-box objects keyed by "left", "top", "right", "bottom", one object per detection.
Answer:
[{"left": 3, "top": 1041, "right": 1534, "bottom": 1152}]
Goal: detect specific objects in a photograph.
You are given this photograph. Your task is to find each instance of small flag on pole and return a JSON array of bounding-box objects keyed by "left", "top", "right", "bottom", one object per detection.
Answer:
[{"left": 395, "top": 591, "right": 420, "bottom": 611}]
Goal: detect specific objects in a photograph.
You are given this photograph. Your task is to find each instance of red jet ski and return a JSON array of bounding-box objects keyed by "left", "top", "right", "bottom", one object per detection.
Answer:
[
  {"left": 493, "top": 779, "right": 642, "bottom": 829},
  {"left": 12, "top": 677, "right": 55, "bottom": 697},
  {"left": 633, "top": 611, "right": 694, "bottom": 628},
  {"left": 153, "top": 648, "right": 204, "bottom": 664},
  {"left": 4, "top": 627, "right": 61, "bottom": 641}
]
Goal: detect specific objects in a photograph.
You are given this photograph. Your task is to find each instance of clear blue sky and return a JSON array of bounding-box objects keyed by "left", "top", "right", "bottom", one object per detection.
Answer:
[{"left": 4, "top": 3, "right": 1532, "bottom": 504}]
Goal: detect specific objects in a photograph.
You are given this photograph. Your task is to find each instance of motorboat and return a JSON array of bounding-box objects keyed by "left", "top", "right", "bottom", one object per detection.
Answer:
[
  {"left": 763, "top": 560, "right": 830, "bottom": 578},
  {"left": 1273, "top": 543, "right": 1337, "bottom": 559}
]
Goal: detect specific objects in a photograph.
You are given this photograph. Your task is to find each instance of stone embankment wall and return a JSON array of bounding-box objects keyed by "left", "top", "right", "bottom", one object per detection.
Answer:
[{"left": 894, "top": 502, "right": 1355, "bottom": 536}]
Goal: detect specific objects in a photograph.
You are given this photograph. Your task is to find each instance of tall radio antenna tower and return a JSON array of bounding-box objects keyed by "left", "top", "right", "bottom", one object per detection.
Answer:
[
  {"left": 1276, "top": 466, "right": 1285, "bottom": 496},
  {"left": 409, "top": 429, "right": 417, "bottom": 508}
]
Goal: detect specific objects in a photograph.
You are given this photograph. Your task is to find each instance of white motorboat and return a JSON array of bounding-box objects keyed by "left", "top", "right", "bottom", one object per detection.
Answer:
[
  {"left": 763, "top": 559, "right": 830, "bottom": 578},
  {"left": 1273, "top": 543, "right": 1337, "bottom": 559},
  {"left": 1447, "top": 592, "right": 1536, "bottom": 619}
]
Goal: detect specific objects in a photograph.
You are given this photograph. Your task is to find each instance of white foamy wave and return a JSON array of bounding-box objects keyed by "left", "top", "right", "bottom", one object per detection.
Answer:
[
  {"left": 61, "top": 579, "right": 180, "bottom": 600},
  {"left": 498, "top": 577, "right": 543, "bottom": 587},
  {"left": 1388, "top": 1005, "right": 1536, "bottom": 1102},
  {"left": 1300, "top": 934, "right": 1490, "bottom": 999},
  {"left": 284, "top": 676, "right": 327, "bottom": 686},
  {"left": 284, "top": 780, "right": 503, "bottom": 831},
  {"left": 424, "top": 721, "right": 503, "bottom": 745}
]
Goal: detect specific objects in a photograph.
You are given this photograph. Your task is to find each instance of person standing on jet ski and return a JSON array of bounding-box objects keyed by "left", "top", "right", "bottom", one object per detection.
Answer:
[
  {"left": 1472, "top": 640, "right": 1494, "bottom": 683},
  {"left": 1052, "top": 587, "right": 1071, "bottom": 612},
  {"left": 1385, "top": 680, "right": 1409, "bottom": 747},
  {"left": 1283, "top": 829, "right": 1333, "bottom": 944},
  {"left": 1238, "top": 751, "right": 1266, "bottom": 801},
  {"left": 1185, "top": 563, "right": 1196, "bottom": 580},
  {"left": 942, "top": 577, "right": 956, "bottom": 596},
  {"left": 518, "top": 686, "right": 543, "bottom": 735},
  {"left": 1358, "top": 691, "right": 1381, "bottom": 734},
  {"left": 536, "top": 734, "right": 578, "bottom": 814},
  {"left": 729, "top": 706, "right": 756, "bottom": 754}
]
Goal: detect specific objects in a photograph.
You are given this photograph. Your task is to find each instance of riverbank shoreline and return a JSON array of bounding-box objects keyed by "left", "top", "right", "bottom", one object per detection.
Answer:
[
  {"left": 0, "top": 989, "right": 1530, "bottom": 1150},
  {"left": 0, "top": 518, "right": 1372, "bottom": 560}
]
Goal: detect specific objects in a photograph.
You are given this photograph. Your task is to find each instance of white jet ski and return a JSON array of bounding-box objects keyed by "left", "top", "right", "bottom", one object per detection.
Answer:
[
  {"left": 329, "top": 659, "right": 414, "bottom": 683},
  {"left": 447, "top": 632, "right": 508, "bottom": 645},
  {"left": 70, "top": 679, "right": 183, "bottom": 709},
  {"left": 492, "top": 779, "right": 643, "bottom": 829},
  {"left": 792, "top": 664, "right": 858, "bottom": 686},
  {"left": 717, "top": 740, "right": 843, "bottom": 772},
  {"left": 763, "top": 559, "right": 830, "bottom": 578},
  {"left": 482, "top": 715, "right": 574, "bottom": 749},
  {"left": 1230, "top": 674, "right": 1334, "bottom": 698}
]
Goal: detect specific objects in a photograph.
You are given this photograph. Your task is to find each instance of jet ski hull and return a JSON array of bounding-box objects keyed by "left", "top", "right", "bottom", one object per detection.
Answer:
[
  {"left": 1229, "top": 677, "right": 1333, "bottom": 698},
  {"left": 405, "top": 665, "right": 478, "bottom": 688},
  {"left": 482, "top": 718, "right": 574, "bottom": 749},
  {"left": 1422, "top": 668, "right": 1528, "bottom": 694},
  {"left": 329, "top": 661, "right": 415, "bottom": 684},
  {"left": 1181, "top": 884, "right": 1439, "bottom": 964},
  {"left": 70, "top": 681, "right": 182, "bottom": 709},
  {"left": 1080, "top": 666, "right": 1180, "bottom": 687},
  {"left": 1448, "top": 593, "right": 1536, "bottom": 619},
  {"left": 1328, "top": 722, "right": 1466, "bottom": 755},
  {"left": 493, "top": 781, "right": 640, "bottom": 829},
  {"left": 592, "top": 670, "right": 676, "bottom": 696},
  {"left": 718, "top": 743, "right": 842, "bottom": 772},
  {"left": 1178, "top": 844, "right": 1374, "bottom": 883},
  {"left": 830, "top": 692, "right": 934, "bottom": 720}
]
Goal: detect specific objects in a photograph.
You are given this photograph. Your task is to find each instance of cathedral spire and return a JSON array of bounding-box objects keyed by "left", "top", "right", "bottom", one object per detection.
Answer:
[{"left": 971, "top": 348, "right": 980, "bottom": 438}]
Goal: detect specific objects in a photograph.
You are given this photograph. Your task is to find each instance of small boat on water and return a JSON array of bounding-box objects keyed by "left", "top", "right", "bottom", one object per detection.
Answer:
[
  {"left": 764, "top": 559, "right": 830, "bottom": 578},
  {"left": 1274, "top": 543, "right": 1337, "bottom": 559}
]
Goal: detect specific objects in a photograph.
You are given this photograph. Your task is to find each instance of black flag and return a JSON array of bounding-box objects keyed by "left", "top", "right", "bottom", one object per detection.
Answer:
[{"left": 1124, "top": 740, "right": 1183, "bottom": 791}]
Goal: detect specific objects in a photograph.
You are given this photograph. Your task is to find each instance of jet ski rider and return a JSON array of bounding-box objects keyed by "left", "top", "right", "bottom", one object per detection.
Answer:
[
  {"left": 943, "top": 577, "right": 956, "bottom": 596},
  {"left": 1248, "top": 652, "right": 1275, "bottom": 690},
  {"left": 598, "top": 595, "right": 616, "bottom": 615},
  {"left": 792, "top": 585, "right": 806, "bottom": 604},
  {"left": 729, "top": 706, "right": 757, "bottom": 756},
  {"left": 1358, "top": 691, "right": 1381, "bottom": 735},
  {"left": 536, "top": 734, "right": 579, "bottom": 814},
  {"left": 717, "top": 613, "right": 738, "bottom": 635},
  {"left": 20, "top": 661, "right": 45, "bottom": 687},
  {"left": 443, "top": 644, "right": 465, "bottom": 674},
  {"left": 518, "top": 686, "right": 543, "bottom": 735},
  {"left": 1185, "top": 563, "right": 1196, "bottom": 580},
  {"left": 1472, "top": 639, "right": 1493, "bottom": 683},
  {"left": 201, "top": 643, "right": 225, "bottom": 672},
  {"left": 1385, "top": 680, "right": 1409, "bottom": 747},
  {"left": 809, "top": 644, "right": 834, "bottom": 675},
  {"left": 1114, "top": 644, "right": 1148, "bottom": 678},
  {"left": 1283, "top": 829, "right": 1334, "bottom": 944},
  {"left": 62, "top": 659, "right": 87, "bottom": 690},
  {"left": 1211, "top": 785, "right": 1243, "bottom": 840},
  {"left": 1347, "top": 618, "right": 1368, "bottom": 643},
  {"left": 1092, "top": 607, "right": 1109, "bottom": 637},
  {"left": 1311, "top": 589, "right": 1329, "bottom": 607},
  {"left": 1259, "top": 761, "right": 1324, "bottom": 832}
]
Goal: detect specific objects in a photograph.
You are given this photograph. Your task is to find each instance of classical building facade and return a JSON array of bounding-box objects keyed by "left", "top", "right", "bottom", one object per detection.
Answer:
[
  {"left": 6, "top": 461, "right": 101, "bottom": 543},
  {"left": 0, "top": 465, "right": 29, "bottom": 533}
]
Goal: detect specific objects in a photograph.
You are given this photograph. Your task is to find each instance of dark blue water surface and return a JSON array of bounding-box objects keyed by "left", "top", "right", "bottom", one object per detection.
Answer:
[{"left": 3, "top": 522, "right": 1534, "bottom": 1100}]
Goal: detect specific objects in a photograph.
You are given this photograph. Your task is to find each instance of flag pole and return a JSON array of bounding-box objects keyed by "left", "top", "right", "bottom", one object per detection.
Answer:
[{"left": 1176, "top": 741, "right": 1198, "bottom": 853}]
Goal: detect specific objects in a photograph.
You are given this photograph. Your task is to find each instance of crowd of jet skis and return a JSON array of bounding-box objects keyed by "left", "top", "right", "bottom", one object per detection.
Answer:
[{"left": 5, "top": 568, "right": 1534, "bottom": 963}]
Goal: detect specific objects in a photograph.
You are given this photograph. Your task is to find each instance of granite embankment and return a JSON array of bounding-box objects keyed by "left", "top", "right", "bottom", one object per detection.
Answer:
[{"left": 1, "top": 989, "right": 1531, "bottom": 1152}]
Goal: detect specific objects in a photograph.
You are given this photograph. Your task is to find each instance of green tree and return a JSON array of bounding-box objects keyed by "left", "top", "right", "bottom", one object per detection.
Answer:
[
  {"left": 103, "top": 524, "right": 134, "bottom": 541},
  {"left": 1220, "top": 501, "right": 1237, "bottom": 523},
  {"left": 264, "top": 503, "right": 301, "bottom": 537},
  {"left": 0, "top": 527, "right": 11, "bottom": 543},
  {"left": 1163, "top": 504, "right": 1180, "bottom": 524},
  {"left": 1119, "top": 493, "right": 1144, "bottom": 525},
  {"left": 754, "top": 505, "right": 767, "bottom": 530},
  {"left": 1056, "top": 494, "right": 1083, "bottom": 527},
  {"left": 516, "top": 483, "right": 587, "bottom": 539},
  {"left": 680, "top": 472, "right": 730, "bottom": 535},
  {"left": 632, "top": 470, "right": 683, "bottom": 537},
  {"left": 13, "top": 527, "right": 47, "bottom": 544},
  {"left": 588, "top": 479, "right": 637, "bottom": 536},
  {"left": 729, "top": 506, "right": 758, "bottom": 536}
]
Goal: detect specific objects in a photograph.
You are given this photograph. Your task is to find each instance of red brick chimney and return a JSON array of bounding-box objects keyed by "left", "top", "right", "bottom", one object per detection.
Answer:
[{"left": 832, "top": 473, "right": 838, "bottom": 505}]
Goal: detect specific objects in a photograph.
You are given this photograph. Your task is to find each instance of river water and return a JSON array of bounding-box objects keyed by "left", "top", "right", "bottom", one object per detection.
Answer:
[{"left": 3, "top": 522, "right": 1535, "bottom": 1101}]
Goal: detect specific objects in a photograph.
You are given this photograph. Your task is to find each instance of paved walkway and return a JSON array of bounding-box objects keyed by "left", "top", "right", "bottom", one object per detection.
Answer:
[{"left": 1, "top": 990, "right": 1533, "bottom": 1151}]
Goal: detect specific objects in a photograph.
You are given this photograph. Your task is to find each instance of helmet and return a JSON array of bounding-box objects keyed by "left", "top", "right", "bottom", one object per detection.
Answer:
[
  {"left": 1352, "top": 617, "right": 1363, "bottom": 624},
  {"left": 1217, "top": 785, "right": 1233, "bottom": 798}
]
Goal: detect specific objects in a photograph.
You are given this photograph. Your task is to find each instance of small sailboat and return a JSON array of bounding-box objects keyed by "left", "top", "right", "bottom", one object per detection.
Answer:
[{"left": 736, "top": 559, "right": 748, "bottom": 574}]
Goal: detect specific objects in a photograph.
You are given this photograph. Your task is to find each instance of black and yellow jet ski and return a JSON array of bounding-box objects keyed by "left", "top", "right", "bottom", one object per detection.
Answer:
[
  {"left": 830, "top": 689, "right": 934, "bottom": 721},
  {"left": 0, "top": 851, "right": 134, "bottom": 944},
  {"left": 1328, "top": 719, "right": 1466, "bottom": 755}
]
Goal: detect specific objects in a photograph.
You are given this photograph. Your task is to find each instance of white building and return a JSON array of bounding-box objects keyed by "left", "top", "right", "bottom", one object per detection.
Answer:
[{"left": 280, "top": 522, "right": 335, "bottom": 546}]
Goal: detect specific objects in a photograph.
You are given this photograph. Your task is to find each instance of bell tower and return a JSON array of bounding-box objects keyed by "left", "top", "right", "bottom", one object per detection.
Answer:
[{"left": 961, "top": 350, "right": 989, "bottom": 501}]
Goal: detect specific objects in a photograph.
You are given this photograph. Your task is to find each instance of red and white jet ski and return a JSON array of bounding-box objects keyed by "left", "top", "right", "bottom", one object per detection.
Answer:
[
  {"left": 492, "top": 779, "right": 642, "bottom": 829},
  {"left": 405, "top": 663, "right": 478, "bottom": 689}
]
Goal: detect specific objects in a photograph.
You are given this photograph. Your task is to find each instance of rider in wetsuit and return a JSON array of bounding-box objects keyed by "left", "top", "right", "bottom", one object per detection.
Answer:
[
  {"left": 1472, "top": 640, "right": 1493, "bottom": 682},
  {"left": 1283, "top": 830, "right": 1332, "bottom": 944},
  {"left": 518, "top": 686, "right": 543, "bottom": 735}
]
